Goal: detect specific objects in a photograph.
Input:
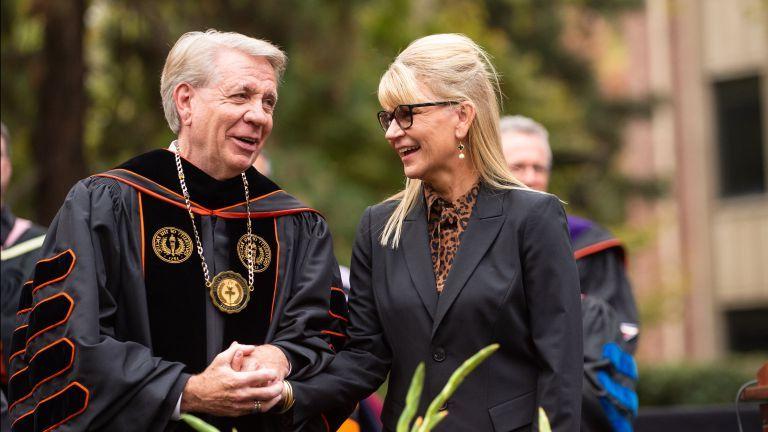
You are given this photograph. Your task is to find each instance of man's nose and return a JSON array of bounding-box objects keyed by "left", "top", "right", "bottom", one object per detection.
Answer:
[{"left": 243, "top": 104, "right": 268, "bottom": 124}]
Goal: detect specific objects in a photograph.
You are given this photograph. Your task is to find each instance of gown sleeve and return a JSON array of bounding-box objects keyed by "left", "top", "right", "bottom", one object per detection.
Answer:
[
  {"left": 288, "top": 206, "right": 391, "bottom": 429},
  {"left": 267, "top": 211, "right": 356, "bottom": 431},
  {"left": 270, "top": 211, "right": 347, "bottom": 380},
  {"left": 577, "top": 250, "right": 640, "bottom": 353},
  {"left": 7, "top": 178, "right": 188, "bottom": 432}
]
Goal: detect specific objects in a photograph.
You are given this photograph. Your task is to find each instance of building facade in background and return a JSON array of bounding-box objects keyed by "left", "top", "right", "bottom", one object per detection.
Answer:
[{"left": 572, "top": 0, "right": 767, "bottom": 362}]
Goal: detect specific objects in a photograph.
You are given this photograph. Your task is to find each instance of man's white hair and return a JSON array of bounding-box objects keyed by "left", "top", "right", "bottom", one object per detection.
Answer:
[
  {"left": 160, "top": 29, "right": 287, "bottom": 134},
  {"left": 499, "top": 115, "right": 552, "bottom": 164}
]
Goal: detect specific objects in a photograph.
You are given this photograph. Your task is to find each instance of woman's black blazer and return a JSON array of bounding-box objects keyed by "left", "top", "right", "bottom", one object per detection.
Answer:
[{"left": 291, "top": 184, "right": 582, "bottom": 432}]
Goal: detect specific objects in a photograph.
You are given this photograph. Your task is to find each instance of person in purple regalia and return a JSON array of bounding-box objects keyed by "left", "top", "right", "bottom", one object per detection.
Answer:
[{"left": 501, "top": 115, "right": 640, "bottom": 432}]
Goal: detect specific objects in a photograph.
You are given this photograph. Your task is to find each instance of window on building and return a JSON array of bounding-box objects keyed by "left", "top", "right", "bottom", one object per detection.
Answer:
[
  {"left": 725, "top": 307, "right": 768, "bottom": 352},
  {"left": 714, "top": 76, "right": 765, "bottom": 197}
]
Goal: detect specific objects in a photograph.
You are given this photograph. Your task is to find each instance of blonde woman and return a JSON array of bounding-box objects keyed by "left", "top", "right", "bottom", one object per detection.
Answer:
[{"left": 288, "top": 34, "right": 582, "bottom": 432}]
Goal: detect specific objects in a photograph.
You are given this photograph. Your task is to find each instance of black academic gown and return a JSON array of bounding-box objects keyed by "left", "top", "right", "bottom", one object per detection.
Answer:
[
  {"left": 568, "top": 216, "right": 640, "bottom": 432},
  {"left": 567, "top": 215, "right": 639, "bottom": 353},
  {"left": 2, "top": 207, "right": 47, "bottom": 386},
  {"left": 1, "top": 206, "right": 47, "bottom": 432},
  {"left": 6, "top": 150, "right": 348, "bottom": 432}
]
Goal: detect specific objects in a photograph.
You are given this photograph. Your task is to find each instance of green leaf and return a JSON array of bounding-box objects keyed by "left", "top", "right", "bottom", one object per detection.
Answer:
[
  {"left": 397, "top": 362, "right": 425, "bottom": 432},
  {"left": 180, "top": 414, "right": 220, "bottom": 432},
  {"left": 417, "top": 343, "right": 500, "bottom": 432},
  {"left": 538, "top": 407, "right": 552, "bottom": 432}
]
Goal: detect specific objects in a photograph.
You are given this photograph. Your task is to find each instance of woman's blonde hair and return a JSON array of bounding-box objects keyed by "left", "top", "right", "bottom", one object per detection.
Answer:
[{"left": 378, "top": 33, "right": 526, "bottom": 248}]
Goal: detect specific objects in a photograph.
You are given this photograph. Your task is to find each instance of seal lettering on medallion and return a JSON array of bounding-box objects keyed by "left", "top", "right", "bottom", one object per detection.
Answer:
[
  {"left": 237, "top": 233, "right": 271, "bottom": 272},
  {"left": 209, "top": 271, "right": 250, "bottom": 313},
  {"left": 152, "top": 227, "right": 193, "bottom": 263}
]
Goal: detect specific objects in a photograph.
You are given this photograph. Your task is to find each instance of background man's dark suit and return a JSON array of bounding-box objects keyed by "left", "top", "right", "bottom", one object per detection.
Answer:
[{"left": 291, "top": 186, "right": 583, "bottom": 432}]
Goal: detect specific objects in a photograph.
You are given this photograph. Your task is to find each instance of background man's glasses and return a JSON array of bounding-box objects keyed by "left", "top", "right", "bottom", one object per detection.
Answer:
[{"left": 377, "top": 101, "right": 457, "bottom": 132}]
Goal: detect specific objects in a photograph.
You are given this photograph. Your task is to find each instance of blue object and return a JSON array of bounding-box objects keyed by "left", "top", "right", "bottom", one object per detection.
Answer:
[
  {"left": 597, "top": 370, "right": 639, "bottom": 416},
  {"left": 603, "top": 342, "right": 638, "bottom": 380},
  {"left": 596, "top": 342, "right": 639, "bottom": 431},
  {"left": 599, "top": 396, "right": 634, "bottom": 432}
]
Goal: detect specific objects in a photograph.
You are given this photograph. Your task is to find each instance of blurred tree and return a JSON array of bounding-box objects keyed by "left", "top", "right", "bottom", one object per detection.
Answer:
[
  {"left": 484, "top": 0, "right": 651, "bottom": 224},
  {"left": 32, "top": 0, "right": 88, "bottom": 222},
  {"left": 1, "top": 0, "right": 89, "bottom": 223},
  {"left": 1, "top": 0, "right": 651, "bottom": 262}
]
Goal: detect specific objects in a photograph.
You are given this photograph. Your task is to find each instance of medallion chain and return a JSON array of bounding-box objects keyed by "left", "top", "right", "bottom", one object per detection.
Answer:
[{"left": 174, "top": 147, "right": 254, "bottom": 292}]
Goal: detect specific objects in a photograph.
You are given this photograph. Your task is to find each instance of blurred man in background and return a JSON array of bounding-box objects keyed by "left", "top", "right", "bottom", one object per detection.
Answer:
[
  {"left": 500, "top": 115, "right": 640, "bottom": 343},
  {"left": 0, "top": 122, "right": 46, "bottom": 431},
  {"left": 501, "top": 115, "right": 640, "bottom": 432}
]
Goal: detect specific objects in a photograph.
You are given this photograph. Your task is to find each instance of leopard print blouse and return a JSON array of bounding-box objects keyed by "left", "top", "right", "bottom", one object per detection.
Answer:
[{"left": 424, "top": 182, "right": 480, "bottom": 293}]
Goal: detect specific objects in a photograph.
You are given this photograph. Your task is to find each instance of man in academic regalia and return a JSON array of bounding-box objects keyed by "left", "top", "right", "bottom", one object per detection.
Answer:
[
  {"left": 500, "top": 115, "right": 640, "bottom": 346},
  {"left": 1, "top": 122, "right": 47, "bottom": 431},
  {"left": 7, "top": 30, "right": 349, "bottom": 432},
  {"left": 501, "top": 115, "right": 640, "bottom": 431}
]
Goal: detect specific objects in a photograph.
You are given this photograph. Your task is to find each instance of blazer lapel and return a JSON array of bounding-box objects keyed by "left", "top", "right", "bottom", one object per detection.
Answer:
[
  {"left": 432, "top": 185, "right": 505, "bottom": 336},
  {"left": 402, "top": 195, "right": 438, "bottom": 320}
]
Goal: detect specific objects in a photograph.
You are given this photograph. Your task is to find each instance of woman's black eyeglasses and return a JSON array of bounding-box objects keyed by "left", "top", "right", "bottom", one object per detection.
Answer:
[{"left": 377, "top": 102, "right": 457, "bottom": 132}]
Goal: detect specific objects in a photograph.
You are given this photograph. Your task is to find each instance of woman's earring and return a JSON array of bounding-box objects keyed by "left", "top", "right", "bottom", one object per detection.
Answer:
[{"left": 458, "top": 142, "right": 466, "bottom": 159}]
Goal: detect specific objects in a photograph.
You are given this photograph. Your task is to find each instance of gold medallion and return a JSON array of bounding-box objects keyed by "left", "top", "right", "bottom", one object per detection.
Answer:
[
  {"left": 237, "top": 234, "right": 271, "bottom": 272},
  {"left": 210, "top": 271, "right": 250, "bottom": 314},
  {"left": 152, "top": 227, "right": 193, "bottom": 263}
]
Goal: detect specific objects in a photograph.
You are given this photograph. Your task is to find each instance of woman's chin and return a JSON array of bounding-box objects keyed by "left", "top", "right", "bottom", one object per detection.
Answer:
[{"left": 402, "top": 165, "right": 425, "bottom": 181}]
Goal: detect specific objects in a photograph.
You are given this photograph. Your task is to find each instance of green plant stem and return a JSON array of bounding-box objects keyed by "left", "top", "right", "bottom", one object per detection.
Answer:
[
  {"left": 397, "top": 362, "right": 425, "bottom": 432},
  {"left": 538, "top": 407, "right": 552, "bottom": 432},
  {"left": 180, "top": 414, "right": 220, "bottom": 432},
  {"left": 417, "top": 343, "right": 500, "bottom": 432},
  {"left": 409, "top": 416, "right": 423, "bottom": 432}
]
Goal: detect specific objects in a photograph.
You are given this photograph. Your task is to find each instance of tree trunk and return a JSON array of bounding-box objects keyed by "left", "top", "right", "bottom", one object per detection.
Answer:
[{"left": 32, "top": 0, "right": 87, "bottom": 224}]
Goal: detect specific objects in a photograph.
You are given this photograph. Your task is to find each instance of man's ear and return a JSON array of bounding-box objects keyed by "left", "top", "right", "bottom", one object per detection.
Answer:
[
  {"left": 173, "top": 82, "right": 194, "bottom": 127},
  {"left": 454, "top": 101, "right": 476, "bottom": 141}
]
